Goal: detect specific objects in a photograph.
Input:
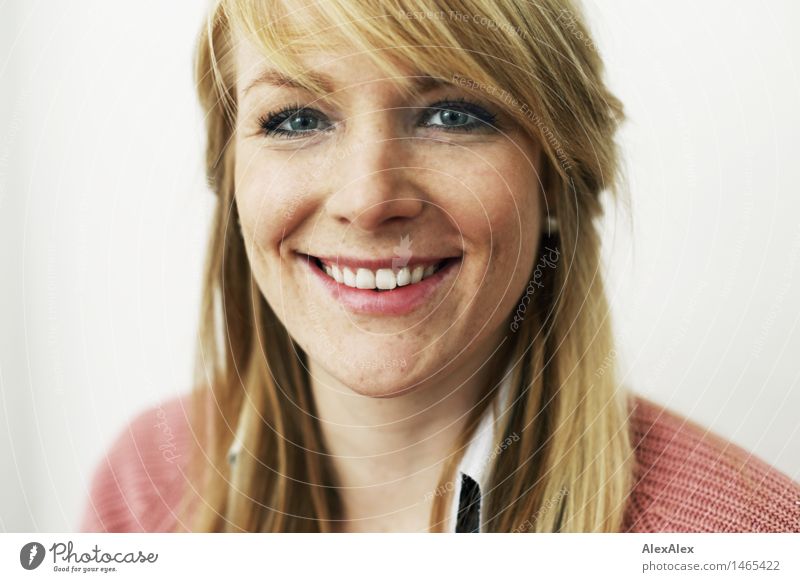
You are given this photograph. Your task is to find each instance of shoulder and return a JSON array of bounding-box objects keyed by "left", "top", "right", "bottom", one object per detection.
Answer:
[
  {"left": 79, "top": 392, "right": 197, "bottom": 532},
  {"left": 623, "top": 395, "right": 800, "bottom": 532}
]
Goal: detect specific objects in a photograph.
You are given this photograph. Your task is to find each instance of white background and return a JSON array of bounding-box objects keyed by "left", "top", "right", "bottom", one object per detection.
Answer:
[
  {"left": 1, "top": 1, "right": 798, "bottom": 531},
  {"left": 1, "top": 534, "right": 798, "bottom": 581}
]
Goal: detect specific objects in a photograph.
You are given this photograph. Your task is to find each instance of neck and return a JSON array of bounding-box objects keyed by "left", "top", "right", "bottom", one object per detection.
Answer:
[{"left": 309, "top": 343, "right": 509, "bottom": 532}]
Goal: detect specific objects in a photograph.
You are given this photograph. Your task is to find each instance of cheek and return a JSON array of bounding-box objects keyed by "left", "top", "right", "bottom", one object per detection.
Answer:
[
  {"left": 446, "top": 154, "right": 542, "bottom": 335},
  {"left": 234, "top": 148, "right": 312, "bottom": 260},
  {"left": 236, "top": 153, "right": 276, "bottom": 238},
  {"left": 447, "top": 153, "right": 541, "bottom": 273},
  {"left": 233, "top": 159, "right": 299, "bottom": 309}
]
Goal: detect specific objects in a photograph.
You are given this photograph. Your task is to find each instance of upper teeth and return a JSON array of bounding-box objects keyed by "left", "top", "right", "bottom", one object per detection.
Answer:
[{"left": 321, "top": 262, "right": 440, "bottom": 290}]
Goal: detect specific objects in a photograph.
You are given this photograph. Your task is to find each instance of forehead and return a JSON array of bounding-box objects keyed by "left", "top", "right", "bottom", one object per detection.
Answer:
[
  {"left": 236, "top": 32, "right": 411, "bottom": 82},
  {"left": 233, "top": 33, "right": 449, "bottom": 107},
  {"left": 234, "top": 35, "right": 380, "bottom": 84}
]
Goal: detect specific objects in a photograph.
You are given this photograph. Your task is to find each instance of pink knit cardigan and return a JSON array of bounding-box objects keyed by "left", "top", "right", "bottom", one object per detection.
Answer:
[{"left": 79, "top": 394, "right": 800, "bottom": 532}]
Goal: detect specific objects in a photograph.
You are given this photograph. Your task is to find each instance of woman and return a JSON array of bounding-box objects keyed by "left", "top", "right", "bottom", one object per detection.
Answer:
[{"left": 80, "top": 0, "right": 800, "bottom": 533}]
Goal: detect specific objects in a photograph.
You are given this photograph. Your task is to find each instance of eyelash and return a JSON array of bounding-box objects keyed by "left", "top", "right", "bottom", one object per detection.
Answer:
[{"left": 256, "top": 97, "right": 501, "bottom": 140}]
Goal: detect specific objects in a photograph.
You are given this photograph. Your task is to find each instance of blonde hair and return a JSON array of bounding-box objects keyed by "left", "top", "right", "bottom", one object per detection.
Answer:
[{"left": 186, "top": 0, "right": 633, "bottom": 532}]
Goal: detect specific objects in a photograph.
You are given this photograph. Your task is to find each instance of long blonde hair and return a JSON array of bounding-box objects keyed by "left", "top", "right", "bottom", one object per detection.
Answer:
[{"left": 185, "top": 0, "right": 633, "bottom": 532}]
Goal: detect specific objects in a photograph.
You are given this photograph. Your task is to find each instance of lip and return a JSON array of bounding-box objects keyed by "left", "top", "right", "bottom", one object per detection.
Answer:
[{"left": 297, "top": 253, "right": 461, "bottom": 316}]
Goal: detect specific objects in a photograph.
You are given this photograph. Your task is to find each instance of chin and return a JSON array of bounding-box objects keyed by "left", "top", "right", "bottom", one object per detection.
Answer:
[
  {"left": 314, "top": 351, "right": 433, "bottom": 398},
  {"left": 350, "top": 365, "right": 421, "bottom": 398}
]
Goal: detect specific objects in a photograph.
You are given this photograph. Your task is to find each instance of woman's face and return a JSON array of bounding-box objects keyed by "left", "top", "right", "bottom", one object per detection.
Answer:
[{"left": 233, "top": 36, "right": 544, "bottom": 397}]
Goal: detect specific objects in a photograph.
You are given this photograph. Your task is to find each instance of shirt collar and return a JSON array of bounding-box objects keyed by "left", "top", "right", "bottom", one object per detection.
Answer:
[
  {"left": 447, "top": 360, "right": 516, "bottom": 533},
  {"left": 227, "top": 361, "right": 517, "bottom": 533}
]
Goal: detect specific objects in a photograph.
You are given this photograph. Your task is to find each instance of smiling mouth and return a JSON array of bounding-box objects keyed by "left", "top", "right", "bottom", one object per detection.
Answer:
[{"left": 300, "top": 254, "right": 459, "bottom": 292}]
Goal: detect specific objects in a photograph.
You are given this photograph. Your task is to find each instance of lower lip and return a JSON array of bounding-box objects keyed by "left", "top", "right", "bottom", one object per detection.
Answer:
[{"left": 299, "top": 255, "right": 461, "bottom": 315}]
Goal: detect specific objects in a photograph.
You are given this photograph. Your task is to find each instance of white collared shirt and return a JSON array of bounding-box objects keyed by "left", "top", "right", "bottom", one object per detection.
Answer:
[
  {"left": 227, "top": 363, "right": 515, "bottom": 533},
  {"left": 445, "top": 363, "right": 515, "bottom": 533}
]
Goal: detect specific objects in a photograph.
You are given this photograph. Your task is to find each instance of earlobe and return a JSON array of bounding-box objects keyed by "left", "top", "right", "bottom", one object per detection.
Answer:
[
  {"left": 543, "top": 215, "right": 559, "bottom": 234},
  {"left": 539, "top": 156, "right": 558, "bottom": 234}
]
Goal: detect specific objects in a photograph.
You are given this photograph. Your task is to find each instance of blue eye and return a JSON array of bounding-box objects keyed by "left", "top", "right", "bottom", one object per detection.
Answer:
[
  {"left": 257, "top": 97, "right": 500, "bottom": 139},
  {"left": 258, "top": 106, "right": 333, "bottom": 138},
  {"left": 422, "top": 98, "right": 498, "bottom": 131},
  {"left": 427, "top": 108, "right": 473, "bottom": 128}
]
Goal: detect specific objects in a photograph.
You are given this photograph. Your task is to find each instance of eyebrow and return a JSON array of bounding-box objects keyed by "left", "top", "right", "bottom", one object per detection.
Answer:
[{"left": 242, "top": 69, "right": 451, "bottom": 97}]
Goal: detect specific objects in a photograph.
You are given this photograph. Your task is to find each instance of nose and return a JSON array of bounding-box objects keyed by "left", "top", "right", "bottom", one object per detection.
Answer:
[{"left": 324, "top": 118, "right": 425, "bottom": 232}]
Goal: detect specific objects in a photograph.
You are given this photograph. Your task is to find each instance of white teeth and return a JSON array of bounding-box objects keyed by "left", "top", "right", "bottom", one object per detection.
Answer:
[
  {"left": 343, "top": 267, "right": 356, "bottom": 287},
  {"left": 355, "top": 268, "right": 375, "bottom": 289},
  {"left": 320, "top": 260, "right": 447, "bottom": 289},
  {"left": 375, "top": 268, "right": 397, "bottom": 290},
  {"left": 331, "top": 264, "right": 343, "bottom": 283},
  {"left": 396, "top": 267, "right": 411, "bottom": 287}
]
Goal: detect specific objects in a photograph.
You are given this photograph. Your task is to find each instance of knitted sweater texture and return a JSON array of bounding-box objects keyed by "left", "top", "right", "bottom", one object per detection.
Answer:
[{"left": 79, "top": 394, "right": 800, "bottom": 532}]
